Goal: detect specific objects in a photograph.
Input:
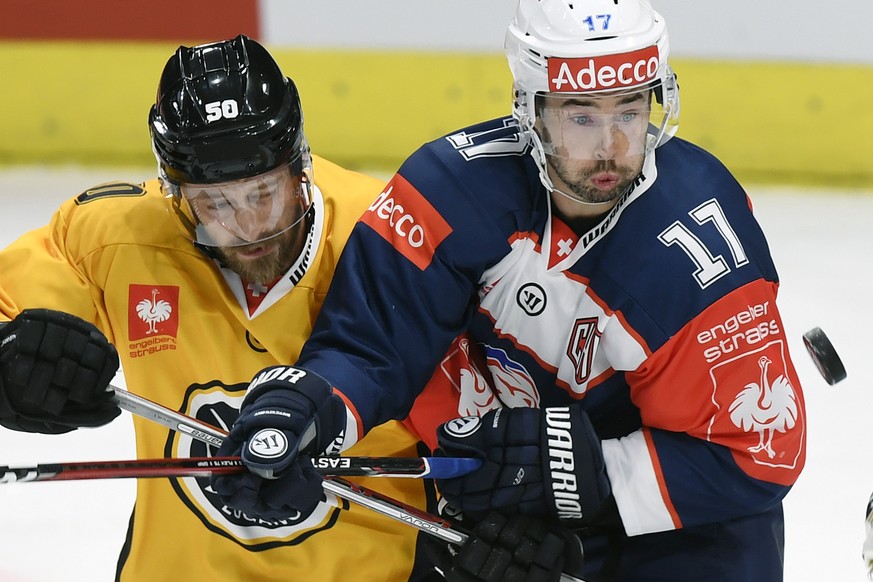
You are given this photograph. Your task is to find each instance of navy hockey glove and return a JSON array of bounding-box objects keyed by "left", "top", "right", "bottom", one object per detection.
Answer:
[
  {"left": 0, "top": 309, "right": 120, "bottom": 434},
  {"left": 426, "top": 510, "right": 585, "bottom": 582},
  {"left": 436, "top": 406, "right": 611, "bottom": 525},
  {"left": 211, "top": 365, "right": 347, "bottom": 520}
]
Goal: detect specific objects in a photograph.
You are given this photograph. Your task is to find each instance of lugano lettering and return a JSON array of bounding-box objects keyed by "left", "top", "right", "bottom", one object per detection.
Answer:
[
  {"left": 545, "top": 407, "right": 583, "bottom": 520},
  {"left": 367, "top": 186, "right": 427, "bottom": 248}
]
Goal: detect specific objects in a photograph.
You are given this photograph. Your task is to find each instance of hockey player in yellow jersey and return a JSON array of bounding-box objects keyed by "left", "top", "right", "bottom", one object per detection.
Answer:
[{"left": 0, "top": 35, "right": 434, "bottom": 581}]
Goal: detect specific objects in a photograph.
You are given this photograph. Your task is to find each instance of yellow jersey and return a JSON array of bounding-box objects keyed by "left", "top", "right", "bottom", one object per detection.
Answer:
[{"left": 0, "top": 156, "right": 433, "bottom": 581}]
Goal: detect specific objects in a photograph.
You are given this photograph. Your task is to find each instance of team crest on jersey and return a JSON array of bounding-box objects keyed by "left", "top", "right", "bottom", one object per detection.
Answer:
[
  {"left": 707, "top": 341, "right": 802, "bottom": 471},
  {"left": 166, "top": 381, "right": 345, "bottom": 549},
  {"left": 567, "top": 317, "right": 600, "bottom": 385},
  {"left": 128, "top": 284, "right": 179, "bottom": 358}
]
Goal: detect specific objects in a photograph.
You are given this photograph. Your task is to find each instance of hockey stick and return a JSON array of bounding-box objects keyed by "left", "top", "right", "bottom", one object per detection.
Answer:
[
  {"left": 0, "top": 454, "right": 478, "bottom": 483},
  {"left": 108, "top": 388, "right": 478, "bottom": 479},
  {"left": 0, "top": 457, "right": 245, "bottom": 483},
  {"left": 108, "top": 385, "right": 468, "bottom": 544},
  {"left": 108, "top": 386, "right": 585, "bottom": 581}
]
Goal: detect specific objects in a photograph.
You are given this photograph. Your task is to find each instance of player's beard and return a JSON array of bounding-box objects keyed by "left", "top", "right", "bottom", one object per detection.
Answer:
[
  {"left": 548, "top": 156, "right": 643, "bottom": 204},
  {"left": 214, "top": 224, "right": 305, "bottom": 285}
]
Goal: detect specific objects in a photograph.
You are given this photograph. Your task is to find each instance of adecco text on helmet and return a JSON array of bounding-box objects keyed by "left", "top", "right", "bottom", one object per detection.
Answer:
[{"left": 547, "top": 46, "right": 659, "bottom": 93}]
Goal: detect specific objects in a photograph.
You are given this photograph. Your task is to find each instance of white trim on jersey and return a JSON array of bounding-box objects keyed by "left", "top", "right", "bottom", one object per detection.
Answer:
[{"left": 602, "top": 430, "right": 675, "bottom": 536}]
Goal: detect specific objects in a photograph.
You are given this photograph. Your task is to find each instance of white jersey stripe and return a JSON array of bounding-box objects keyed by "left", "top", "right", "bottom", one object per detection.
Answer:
[{"left": 602, "top": 430, "right": 676, "bottom": 535}]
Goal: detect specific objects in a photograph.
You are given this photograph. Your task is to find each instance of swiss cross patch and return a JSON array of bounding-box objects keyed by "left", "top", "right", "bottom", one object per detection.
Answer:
[
  {"left": 707, "top": 341, "right": 803, "bottom": 473},
  {"left": 128, "top": 285, "right": 180, "bottom": 357},
  {"left": 548, "top": 215, "right": 579, "bottom": 269}
]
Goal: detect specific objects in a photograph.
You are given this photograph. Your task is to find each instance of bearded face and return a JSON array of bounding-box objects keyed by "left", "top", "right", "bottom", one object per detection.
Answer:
[
  {"left": 535, "top": 88, "right": 650, "bottom": 205},
  {"left": 179, "top": 163, "right": 311, "bottom": 283}
]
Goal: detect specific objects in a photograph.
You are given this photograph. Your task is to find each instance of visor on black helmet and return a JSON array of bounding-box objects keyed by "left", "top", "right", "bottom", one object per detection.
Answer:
[{"left": 177, "top": 158, "right": 313, "bottom": 249}]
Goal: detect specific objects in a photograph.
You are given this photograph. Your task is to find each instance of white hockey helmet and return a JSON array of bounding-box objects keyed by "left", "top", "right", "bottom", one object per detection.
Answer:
[{"left": 505, "top": 0, "right": 680, "bottom": 189}]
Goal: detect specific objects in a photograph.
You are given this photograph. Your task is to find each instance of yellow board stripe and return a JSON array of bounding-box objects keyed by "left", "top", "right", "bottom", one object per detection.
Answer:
[{"left": 2, "top": 41, "right": 871, "bottom": 188}]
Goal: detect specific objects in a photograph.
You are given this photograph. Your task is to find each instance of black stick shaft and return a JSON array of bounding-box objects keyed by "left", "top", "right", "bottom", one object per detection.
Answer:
[{"left": 0, "top": 457, "right": 244, "bottom": 482}]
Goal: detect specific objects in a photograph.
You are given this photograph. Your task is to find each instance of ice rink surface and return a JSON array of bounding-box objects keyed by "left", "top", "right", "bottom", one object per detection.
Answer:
[{"left": 0, "top": 166, "right": 871, "bottom": 581}]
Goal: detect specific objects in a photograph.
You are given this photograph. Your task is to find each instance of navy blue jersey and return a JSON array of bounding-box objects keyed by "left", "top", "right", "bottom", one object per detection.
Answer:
[{"left": 298, "top": 117, "right": 804, "bottom": 551}]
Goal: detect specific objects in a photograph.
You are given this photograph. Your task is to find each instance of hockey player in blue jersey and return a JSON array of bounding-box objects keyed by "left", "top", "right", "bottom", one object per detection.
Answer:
[{"left": 213, "top": 1, "right": 807, "bottom": 580}]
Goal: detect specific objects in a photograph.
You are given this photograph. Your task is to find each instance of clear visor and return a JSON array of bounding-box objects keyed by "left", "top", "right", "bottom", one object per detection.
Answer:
[
  {"left": 179, "top": 162, "right": 312, "bottom": 248},
  {"left": 534, "top": 85, "right": 673, "bottom": 163}
]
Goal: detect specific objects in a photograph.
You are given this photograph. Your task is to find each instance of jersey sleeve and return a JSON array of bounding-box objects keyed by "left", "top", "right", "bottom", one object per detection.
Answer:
[
  {"left": 595, "top": 144, "right": 806, "bottom": 536},
  {"left": 0, "top": 181, "right": 160, "bottom": 345},
  {"left": 297, "top": 125, "right": 536, "bottom": 432},
  {"left": 297, "top": 175, "right": 484, "bottom": 430},
  {"left": 0, "top": 199, "right": 102, "bottom": 326},
  {"left": 603, "top": 279, "right": 804, "bottom": 536}
]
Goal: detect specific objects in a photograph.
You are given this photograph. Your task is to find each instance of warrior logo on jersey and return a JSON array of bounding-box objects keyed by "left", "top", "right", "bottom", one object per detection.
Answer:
[
  {"left": 245, "top": 330, "right": 268, "bottom": 353},
  {"left": 707, "top": 341, "right": 803, "bottom": 476},
  {"left": 165, "top": 381, "right": 345, "bottom": 549},
  {"left": 128, "top": 284, "right": 179, "bottom": 358},
  {"left": 516, "top": 282, "right": 547, "bottom": 316}
]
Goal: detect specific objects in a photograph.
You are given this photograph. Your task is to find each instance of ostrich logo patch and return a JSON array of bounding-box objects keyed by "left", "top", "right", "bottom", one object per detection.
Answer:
[
  {"left": 707, "top": 341, "right": 802, "bottom": 471},
  {"left": 728, "top": 355, "right": 798, "bottom": 460},
  {"left": 128, "top": 284, "right": 179, "bottom": 357}
]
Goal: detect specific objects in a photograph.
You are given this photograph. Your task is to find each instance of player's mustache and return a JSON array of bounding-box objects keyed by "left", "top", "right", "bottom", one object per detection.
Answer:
[{"left": 591, "top": 160, "right": 619, "bottom": 173}]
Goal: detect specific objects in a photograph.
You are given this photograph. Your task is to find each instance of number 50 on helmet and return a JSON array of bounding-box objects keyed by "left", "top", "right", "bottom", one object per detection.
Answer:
[{"left": 148, "top": 35, "right": 314, "bottom": 251}]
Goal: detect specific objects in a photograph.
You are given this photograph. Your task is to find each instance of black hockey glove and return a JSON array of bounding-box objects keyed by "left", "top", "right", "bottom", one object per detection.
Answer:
[
  {"left": 436, "top": 406, "right": 611, "bottom": 525},
  {"left": 0, "top": 309, "right": 120, "bottom": 434},
  {"left": 427, "top": 510, "right": 585, "bottom": 582},
  {"left": 211, "top": 365, "right": 347, "bottom": 521}
]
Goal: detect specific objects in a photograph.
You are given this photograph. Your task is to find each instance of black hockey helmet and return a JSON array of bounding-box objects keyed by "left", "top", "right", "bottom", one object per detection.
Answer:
[{"left": 149, "top": 34, "right": 308, "bottom": 185}]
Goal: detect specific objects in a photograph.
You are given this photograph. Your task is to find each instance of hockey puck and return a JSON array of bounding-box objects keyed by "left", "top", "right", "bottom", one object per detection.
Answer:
[{"left": 802, "top": 327, "right": 847, "bottom": 385}]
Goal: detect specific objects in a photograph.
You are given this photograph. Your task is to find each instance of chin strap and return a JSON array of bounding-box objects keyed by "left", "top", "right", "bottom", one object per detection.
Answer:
[{"left": 549, "top": 183, "right": 632, "bottom": 210}]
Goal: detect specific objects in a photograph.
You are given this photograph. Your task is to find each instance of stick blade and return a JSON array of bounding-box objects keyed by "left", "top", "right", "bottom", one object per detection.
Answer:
[{"left": 802, "top": 327, "right": 847, "bottom": 385}]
